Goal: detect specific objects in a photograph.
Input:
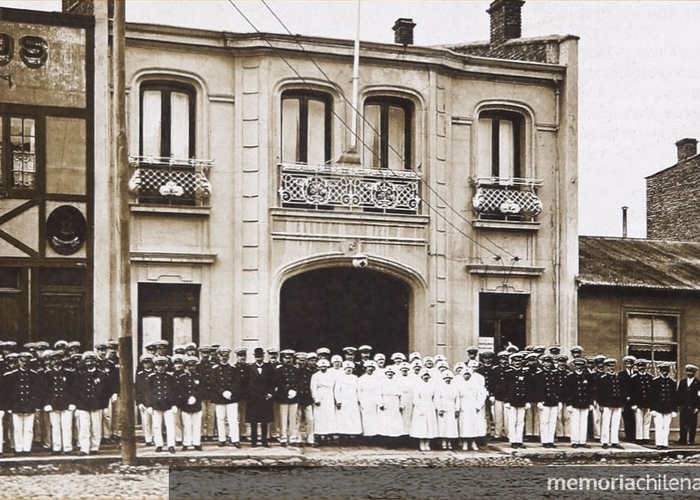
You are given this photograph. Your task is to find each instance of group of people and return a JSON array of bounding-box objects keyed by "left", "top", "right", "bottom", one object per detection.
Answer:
[{"left": 1, "top": 339, "right": 699, "bottom": 457}]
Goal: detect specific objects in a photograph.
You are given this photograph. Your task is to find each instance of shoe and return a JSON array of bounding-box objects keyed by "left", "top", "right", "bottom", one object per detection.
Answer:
[
  {"left": 146, "top": 442, "right": 154, "bottom": 447},
  {"left": 182, "top": 446, "right": 189, "bottom": 452},
  {"left": 90, "top": 450, "right": 99, "bottom": 455},
  {"left": 232, "top": 442, "right": 241, "bottom": 449},
  {"left": 571, "top": 444, "right": 579, "bottom": 448},
  {"left": 310, "top": 443, "right": 317, "bottom": 448},
  {"left": 602, "top": 444, "right": 609, "bottom": 449},
  {"left": 79, "top": 451, "right": 88, "bottom": 456},
  {"left": 263, "top": 443, "right": 271, "bottom": 448},
  {"left": 281, "top": 442, "right": 288, "bottom": 447},
  {"left": 677, "top": 440, "right": 687, "bottom": 445},
  {"left": 218, "top": 441, "right": 226, "bottom": 447},
  {"left": 611, "top": 444, "right": 624, "bottom": 449},
  {"left": 168, "top": 447, "right": 176, "bottom": 454},
  {"left": 550, "top": 443, "right": 558, "bottom": 448},
  {"left": 51, "top": 450, "right": 61, "bottom": 456},
  {"left": 176, "top": 441, "right": 183, "bottom": 446},
  {"left": 251, "top": 443, "right": 259, "bottom": 448},
  {"left": 470, "top": 442, "right": 479, "bottom": 451},
  {"left": 155, "top": 446, "right": 163, "bottom": 452},
  {"left": 241, "top": 436, "right": 249, "bottom": 442},
  {"left": 579, "top": 444, "right": 590, "bottom": 449}
]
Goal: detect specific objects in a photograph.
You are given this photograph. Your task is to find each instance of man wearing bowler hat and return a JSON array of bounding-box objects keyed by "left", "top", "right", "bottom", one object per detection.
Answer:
[
  {"left": 677, "top": 364, "right": 700, "bottom": 445},
  {"left": 246, "top": 347, "right": 276, "bottom": 447}
]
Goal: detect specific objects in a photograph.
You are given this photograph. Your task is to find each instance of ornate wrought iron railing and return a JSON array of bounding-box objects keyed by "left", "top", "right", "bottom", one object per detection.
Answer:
[
  {"left": 128, "top": 155, "right": 213, "bottom": 207},
  {"left": 278, "top": 162, "right": 421, "bottom": 214},
  {"left": 471, "top": 177, "right": 544, "bottom": 222}
]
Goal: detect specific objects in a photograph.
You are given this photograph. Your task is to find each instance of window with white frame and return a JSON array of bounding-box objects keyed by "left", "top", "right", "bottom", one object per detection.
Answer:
[
  {"left": 281, "top": 90, "right": 332, "bottom": 165},
  {"left": 626, "top": 312, "right": 678, "bottom": 370},
  {"left": 139, "top": 82, "right": 195, "bottom": 159},
  {"left": 363, "top": 97, "right": 413, "bottom": 170},
  {"left": 0, "top": 115, "right": 38, "bottom": 194}
]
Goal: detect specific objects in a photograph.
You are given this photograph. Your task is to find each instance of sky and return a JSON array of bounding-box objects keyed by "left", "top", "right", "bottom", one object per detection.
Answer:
[{"left": 3, "top": 0, "right": 700, "bottom": 239}]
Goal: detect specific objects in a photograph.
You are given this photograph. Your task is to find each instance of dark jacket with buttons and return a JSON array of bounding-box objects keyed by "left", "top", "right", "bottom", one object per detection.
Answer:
[
  {"left": 275, "top": 364, "right": 302, "bottom": 403},
  {"left": 146, "top": 370, "right": 177, "bottom": 411},
  {"left": 564, "top": 370, "right": 595, "bottom": 409},
  {"left": 73, "top": 368, "right": 109, "bottom": 411},
  {"left": 535, "top": 368, "right": 562, "bottom": 406},
  {"left": 650, "top": 375, "right": 677, "bottom": 414},
  {"left": 176, "top": 370, "right": 204, "bottom": 413},
  {"left": 677, "top": 377, "right": 700, "bottom": 410},
  {"left": 5, "top": 368, "right": 42, "bottom": 413},
  {"left": 135, "top": 369, "right": 153, "bottom": 406},
  {"left": 43, "top": 366, "right": 75, "bottom": 411},
  {"left": 630, "top": 372, "right": 654, "bottom": 408},
  {"left": 504, "top": 367, "right": 530, "bottom": 407},
  {"left": 491, "top": 364, "right": 510, "bottom": 401},
  {"left": 210, "top": 363, "right": 242, "bottom": 405},
  {"left": 596, "top": 372, "right": 627, "bottom": 408}
]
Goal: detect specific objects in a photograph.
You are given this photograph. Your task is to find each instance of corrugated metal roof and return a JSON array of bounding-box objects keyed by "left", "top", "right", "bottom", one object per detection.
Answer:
[{"left": 578, "top": 236, "right": 700, "bottom": 290}]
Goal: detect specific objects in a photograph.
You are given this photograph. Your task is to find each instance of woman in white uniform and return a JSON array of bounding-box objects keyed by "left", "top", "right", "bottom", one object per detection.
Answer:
[
  {"left": 378, "top": 365, "right": 404, "bottom": 446},
  {"left": 333, "top": 361, "right": 362, "bottom": 444},
  {"left": 410, "top": 369, "right": 438, "bottom": 451},
  {"left": 310, "top": 358, "right": 336, "bottom": 445},
  {"left": 458, "top": 366, "right": 488, "bottom": 451},
  {"left": 435, "top": 370, "right": 460, "bottom": 450},
  {"left": 357, "top": 360, "right": 382, "bottom": 441}
]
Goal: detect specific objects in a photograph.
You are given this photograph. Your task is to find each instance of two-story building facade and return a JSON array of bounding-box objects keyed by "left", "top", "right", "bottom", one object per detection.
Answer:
[{"left": 85, "top": 0, "right": 578, "bottom": 363}]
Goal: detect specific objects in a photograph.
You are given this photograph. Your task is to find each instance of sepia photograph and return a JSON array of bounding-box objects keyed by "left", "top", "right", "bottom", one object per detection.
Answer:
[{"left": 0, "top": 0, "right": 700, "bottom": 498}]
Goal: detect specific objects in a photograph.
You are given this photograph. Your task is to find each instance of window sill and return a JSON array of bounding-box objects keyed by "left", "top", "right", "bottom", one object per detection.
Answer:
[
  {"left": 472, "top": 219, "right": 540, "bottom": 231},
  {"left": 467, "top": 264, "right": 545, "bottom": 277},
  {"left": 130, "top": 204, "right": 211, "bottom": 216}
]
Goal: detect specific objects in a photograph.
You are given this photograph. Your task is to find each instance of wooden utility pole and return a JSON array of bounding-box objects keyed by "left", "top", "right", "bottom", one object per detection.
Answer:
[{"left": 114, "top": 0, "right": 137, "bottom": 465}]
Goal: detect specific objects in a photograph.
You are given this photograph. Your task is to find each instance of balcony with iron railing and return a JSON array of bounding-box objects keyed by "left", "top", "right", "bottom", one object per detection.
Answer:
[
  {"left": 128, "top": 155, "right": 213, "bottom": 208},
  {"left": 277, "top": 162, "right": 422, "bottom": 214},
  {"left": 471, "top": 176, "right": 544, "bottom": 227}
]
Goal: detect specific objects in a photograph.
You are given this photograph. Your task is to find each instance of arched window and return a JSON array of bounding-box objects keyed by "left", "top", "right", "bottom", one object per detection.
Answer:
[
  {"left": 281, "top": 90, "right": 332, "bottom": 165},
  {"left": 477, "top": 110, "right": 525, "bottom": 179},
  {"left": 139, "top": 82, "right": 196, "bottom": 159},
  {"left": 363, "top": 97, "right": 413, "bottom": 170}
]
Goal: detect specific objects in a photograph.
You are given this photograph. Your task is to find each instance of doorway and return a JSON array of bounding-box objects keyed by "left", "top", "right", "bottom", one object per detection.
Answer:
[
  {"left": 479, "top": 292, "right": 528, "bottom": 353},
  {"left": 137, "top": 283, "right": 200, "bottom": 354},
  {"left": 279, "top": 267, "right": 409, "bottom": 356}
]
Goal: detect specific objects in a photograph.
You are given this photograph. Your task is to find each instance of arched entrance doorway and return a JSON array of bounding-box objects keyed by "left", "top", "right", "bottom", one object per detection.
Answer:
[{"left": 279, "top": 267, "right": 409, "bottom": 356}]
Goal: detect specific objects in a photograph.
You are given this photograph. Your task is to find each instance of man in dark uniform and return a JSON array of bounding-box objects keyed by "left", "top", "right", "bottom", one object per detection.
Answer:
[
  {"left": 490, "top": 351, "right": 511, "bottom": 441},
  {"left": 43, "top": 350, "right": 75, "bottom": 454},
  {"left": 650, "top": 362, "right": 677, "bottom": 450},
  {"left": 555, "top": 354, "right": 570, "bottom": 441},
  {"left": 564, "top": 357, "right": 594, "bottom": 448},
  {"left": 466, "top": 346, "right": 480, "bottom": 365},
  {"left": 275, "top": 349, "right": 301, "bottom": 446},
  {"left": 596, "top": 358, "right": 626, "bottom": 449},
  {"left": 677, "top": 364, "right": 700, "bottom": 445},
  {"left": 294, "top": 352, "right": 315, "bottom": 446},
  {"left": 147, "top": 356, "right": 178, "bottom": 453},
  {"left": 210, "top": 347, "right": 242, "bottom": 447},
  {"left": 343, "top": 347, "right": 362, "bottom": 376},
  {"left": 630, "top": 358, "right": 654, "bottom": 444},
  {"left": 5, "top": 352, "right": 41, "bottom": 455},
  {"left": 234, "top": 347, "right": 250, "bottom": 443},
  {"left": 503, "top": 352, "right": 529, "bottom": 448},
  {"left": 95, "top": 342, "right": 119, "bottom": 445},
  {"left": 73, "top": 351, "right": 109, "bottom": 455},
  {"left": 246, "top": 347, "right": 276, "bottom": 447},
  {"left": 476, "top": 350, "right": 495, "bottom": 438},
  {"left": 135, "top": 354, "right": 155, "bottom": 445},
  {"left": 197, "top": 344, "right": 216, "bottom": 442},
  {"left": 177, "top": 356, "right": 204, "bottom": 451},
  {"left": 524, "top": 352, "right": 541, "bottom": 441},
  {"left": 535, "top": 354, "right": 561, "bottom": 448},
  {"left": 618, "top": 355, "right": 637, "bottom": 443}
]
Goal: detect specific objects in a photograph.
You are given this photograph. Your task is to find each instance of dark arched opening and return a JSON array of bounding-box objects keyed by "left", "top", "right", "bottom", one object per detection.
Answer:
[{"left": 280, "top": 267, "right": 409, "bottom": 356}]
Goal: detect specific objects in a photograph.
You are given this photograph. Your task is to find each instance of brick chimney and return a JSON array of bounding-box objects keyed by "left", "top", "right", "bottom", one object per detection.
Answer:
[
  {"left": 487, "top": 0, "right": 525, "bottom": 46},
  {"left": 393, "top": 18, "right": 416, "bottom": 46},
  {"left": 676, "top": 138, "right": 698, "bottom": 162}
]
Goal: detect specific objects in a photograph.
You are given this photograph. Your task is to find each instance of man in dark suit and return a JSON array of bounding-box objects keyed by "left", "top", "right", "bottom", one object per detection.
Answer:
[
  {"left": 618, "top": 355, "right": 637, "bottom": 442},
  {"left": 650, "top": 362, "right": 677, "bottom": 450},
  {"left": 5, "top": 352, "right": 41, "bottom": 456},
  {"left": 245, "top": 347, "right": 276, "bottom": 447},
  {"left": 676, "top": 364, "right": 700, "bottom": 445}
]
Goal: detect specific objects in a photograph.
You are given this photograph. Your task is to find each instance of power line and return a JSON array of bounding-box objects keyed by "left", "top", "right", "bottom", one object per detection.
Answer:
[{"left": 226, "top": 0, "right": 514, "bottom": 260}]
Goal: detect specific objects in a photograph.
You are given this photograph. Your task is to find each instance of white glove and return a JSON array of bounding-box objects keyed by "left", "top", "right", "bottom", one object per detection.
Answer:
[
  {"left": 187, "top": 396, "right": 196, "bottom": 405},
  {"left": 504, "top": 403, "right": 511, "bottom": 409},
  {"left": 171, "top": 405, "right": 178, "bottom": 413},
  {"left": 68, "top": 405, "right": 76, "bottom": 412},
  {"left": 537, "top": 402, "right": 544, "bottom": 410},
  {"left": 524, "top": 402, "right": 531, "bottom": 410},
  {"left": 43, "top": 405, "right": 53, "bottom": 412},
  {"left": 147, "top": 407, "right": 153, "bottom": 415},
  {"left": 650, "top": 411, "right": 658, "bottom": 418},
  {"left": 566, "top": 406, "right": 573, "bottom": 413},
  {"left": 111, "top": 394, "right": 118, "bottom": 403},
  {"left": 288, "top": 390, "right": 297, "bottom": 399},
  {"left": 222, "top": 390, "right": 232, "bottom": 400},
  {"left": 558, "top": 402, "right": 563, "bottom": 410},
  {"left": 671, "top": 411, "right": 678, "bottom": 418},
  {"left": 631, "top": 405, "right": 638, "bottom": 411},
  {"left": 489, "top": 396, "right": 495, "bottom": 403},
  {"left": 138, "top": 404, "right": 145, "bottom": 412}
]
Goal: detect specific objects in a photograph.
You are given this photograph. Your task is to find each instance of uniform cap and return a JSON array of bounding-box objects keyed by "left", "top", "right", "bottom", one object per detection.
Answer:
[
  {"left": 145, "top": 342, "right": 158, "bottom": 350},
  {"left": 572, "top": 358, "right": 586, "bottom": 367},
  {"left": 384, "top": 366, "right": 396, "bottom": 375},
  {"left": 373, "top": 353, "right": 386, "bottom": 361},
  {"left": 155, "top": 340, "right": 169, "bottom": 347},
  {"left": 540, "top": 354, "right": 554, "bottom": 362},
  {"left": 342, "top": 346, "right": 357, "bottom": 354},
  {"left": 399, "top": 362, "right": 411, "bottom": 371},
  {"left": 95, "top": 342, "right": 109, "bottom": 350},
  {"left": 294, "top": 352, "right": 308, "bottom": 360},
  {"left": 67, "top": 341, "right": 81, "bottom": 349},
  {"left": 525, "top": 352, "right": 539, "bottom": 360},
  {"left": 154, "top": 356, "right": 168, "bottom": 365},
  {"left": 54, "top": 340, "right": 68, "bottom": 349},
  {"left": 18, "top": 351, "right": 32, "bottom": 359},
  {"left": 316, "top": 347, "right": 331, "bottom": 355},
  {"left": 358, "top": 345, "right": 372, "bottom": 352},
  {"left": 174, "top": 345, "right": 186, "bottom": 354},
  {"left": 217, "top": 347, "right": 232, "bottom": 355},
  {"left": 235, "top": 348, "right": 247, "bottom": 355},
  {"left": 635, "top": 358, "right": 648, "bottom": 366},
  {"left": 466, "top": 346, "right": 479, "bottom": 353},
  {"left": 442, "top": 370, "right": 454, "bottom": 380},
  {"left": 330, "top": 354, "right": 343, "bottom": 363},
  {"left": 82, "top": 351, "right": 97, "bottom": 360},
  {"left": 172, "top": 354, "right": 185, "bottom": 363},
  {"left": 342, "top": 361, "right": 355, "bottom": 370},
  {"left": 210, "top": 343, "right": 221, "bottom": 350},
  {"left": 454, "top": 362, "right": 466, "bottom": 372},
  {"left": 556, "top": 354, "right": 569, "bottom": 362},
  {"left": 198, "top": 345, "right": 212, "bottom": 353},
  {"left": 317, "top": 359, "right": 330, "bottom": 368},
  {"left": 419, "top": 369, "right": 431, "bottom": 378},
  {"left": 434, "top": 354, "right": 447, "bottom": 362},
  {"left": 604, "top": 358, "right": 617, "bottom": 365},
  {"left": 594, "top": 354, "right": 606, "bottom": 362},
  {"left": 622, "top": 355, "right": 637, "bottom": 363},
  {"left": 280, "top": 349, "right": 295, "bottom": 356},
  {"left": 509, "top": 352, "right": 524, "bottom": 361},
  {"left": 108, "top": 339, "right": 119, "bottom": 348},
  {"left": 658, "top": 362, "right": 671, "bottom": 370},
  {"left": 184, "top": 356, "right": 199, "bottom": 365},
  {"left": 267, "top": 347, "right": 279, "bottom": 354},
  {"left": 411, "top": 359, "right": 423, "bottom": 368},
  {"left": 4, "top": 340, "right": 17, "bottom": 348},
  {"left": 585, "top": 355, "right": 596, "bottom": 363},
  {"left": 42, "top": 350, "right": 55, "bottom": 359},
  {"left": 6, "top": 352, "right": 18, "bottom": 359},
  {"left": 139, "top": 354, "right": 154, "bottom": 363},
  {"left": 363, "top": 360, "right": 378, "bottom": 369},
  {"left": 466, "top": 360, "right": 479, "bottom": 369},
  {"left": 685, "top": 364, "right": 698, "bottom": 372},
  {"left": 548, "top": 345, "right": 562, "bottom": 354},
  {"left": 497, "top": 350, "right": 510, "bottom": 359},
  {"left": 436, "top": 360, "right": 450, "bottom": 369},
  {"left": 480, "top": 350, "right": 495, "bottom": 358},
  {"left": 50, "top": 350, "right": 63, "bottom": 358},
  {"left": 185, "top": 342, "right": 197, "bottom": 350},
  {"left": 36, "top": 341, "right": 50, "bottom": 349},
  {"left": 505, "top": 343, "right": 519, "bottom": 353},
  {"left": 408, "top": 351, "right": 421, "bottom": 361},
  {"left": 69, "top": 353, "right": 82, "bottom": 360},
  {"left": 307, "top": 352, "right": 318, "bottom": 359},
  {"left": 391, "top": 352, "right": 406, "bottom": 361},
  {"left": 570, "top": 345, "right": 583, "bottom": 353}
]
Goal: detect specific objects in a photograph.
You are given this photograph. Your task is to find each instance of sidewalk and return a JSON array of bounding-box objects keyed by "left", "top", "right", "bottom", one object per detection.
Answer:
[{"left": 1, "top": 438, "right": 699, "bottom": 469}]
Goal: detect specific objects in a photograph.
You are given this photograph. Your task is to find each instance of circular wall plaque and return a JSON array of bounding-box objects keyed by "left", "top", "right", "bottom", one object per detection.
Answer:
[{"left": 46, "top": 205, "right": 87, "bottom": 255}]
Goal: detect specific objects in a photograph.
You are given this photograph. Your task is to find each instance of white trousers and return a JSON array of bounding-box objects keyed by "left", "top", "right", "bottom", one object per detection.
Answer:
[
  {"left": 556, "top": 403, "right": 570, "bottom": 438},
  {"left": 654, "top": 412, "right": 673, "bottom": 447},
  {"left": 215, "top": 403, "right": 239, "bottom": 443},
  {"left": 103, "top": 398, "right": 114, "bottom": 438},
  {"left": 591, "top": 404, "right": 601, "bottom": 439},
  {"left": 635, "top": 408, "right": 652, "bottom": 440},
  {"left": 507, "top": 406, "right": 525, "bottom": 444},
  {"left": 279, "top": 403, "right": 298, "bottom": 444},
  {"left": 49, "top": 410, "right": 74, "bottom": 452},
  {"left": 600, "top": 406, "right": 621, "bottom": 445},
  {"left": 539, "top": 405, "right": 558, "bottom": 444},
  {"left": 13, "top": 413, "right": 34, "bottom": 452},
  {"left": 182, "top": 411, "right": 202, "bottom": 447},
  {"left": 173, "top": 407, "right": 183, "bottom": 443},
  {"left": 295, "top": 404, "right": 315, "bottom": 444},
  {"left": 570, "top": 408, "right": 589, "bottom": 444},
  {"left": 77, "top": 409, "right": 102, "bottom": 453},
  {"left": 140, "top": 407, "right": 153, "bottom": 444},
  {"left": 153, "top": 409, "right": 175, "bottom": 448},
  {"left": 493, "top": 400, "right": 508, "bottom": 438},
  {"left": 201, "top": 400, "right": 216, "bottom": 438}
]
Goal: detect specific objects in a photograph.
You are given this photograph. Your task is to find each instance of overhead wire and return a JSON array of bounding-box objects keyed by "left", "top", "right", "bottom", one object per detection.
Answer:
[{"left": 226, "top": 0, "right": 518, "bottom": 261}]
